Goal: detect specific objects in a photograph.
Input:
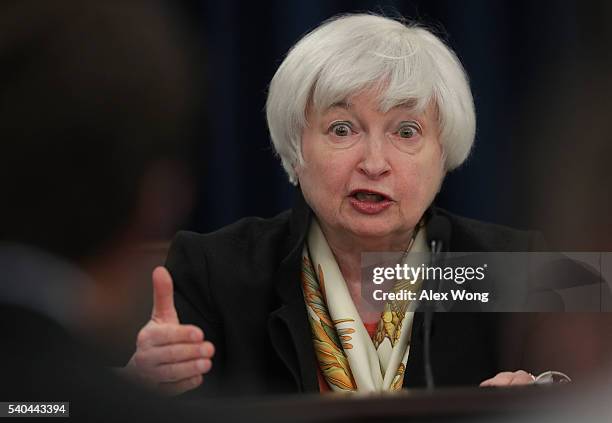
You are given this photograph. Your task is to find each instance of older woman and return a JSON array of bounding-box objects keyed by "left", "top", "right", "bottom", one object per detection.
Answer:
[{"left": 125, "top": 13, "right": 537, "bottom": 395}]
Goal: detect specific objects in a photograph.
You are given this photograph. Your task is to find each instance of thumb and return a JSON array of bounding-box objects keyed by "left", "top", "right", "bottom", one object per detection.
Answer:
[{"left": 151, "top": 266, "right": 179, "bottom": 324}]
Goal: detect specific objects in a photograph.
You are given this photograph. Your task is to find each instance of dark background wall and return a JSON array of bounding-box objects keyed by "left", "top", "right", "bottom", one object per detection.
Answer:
[{"left": 177, "top": 0, "right": 612, "bottom": 250}]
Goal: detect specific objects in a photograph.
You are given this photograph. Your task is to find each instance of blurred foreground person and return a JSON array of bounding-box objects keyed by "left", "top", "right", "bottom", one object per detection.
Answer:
[{"left": 0, "top": 1, "right": 230, "bottom": 421}]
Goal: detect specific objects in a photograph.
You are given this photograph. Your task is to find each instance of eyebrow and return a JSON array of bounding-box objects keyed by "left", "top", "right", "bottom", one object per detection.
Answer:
[
  {"left": 328, "top": 100, "right": 351, "bottom": 110},
  {"left": 391, "top": 99, "right": 419, "bottom": 109},
  {"left": 327, "top": 98, "right": 419, "bottom": 112}
]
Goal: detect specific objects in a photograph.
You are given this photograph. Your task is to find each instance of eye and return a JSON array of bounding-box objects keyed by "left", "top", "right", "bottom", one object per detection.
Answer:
[
  {"left": 390, "top": 121, "right": 424, "bottom": 153},
  {"left": 329, "top": 121, "right": 353, "bottom": 137},
  {"left": 397, "top": 122, "right": 421, "bottom": 139}
]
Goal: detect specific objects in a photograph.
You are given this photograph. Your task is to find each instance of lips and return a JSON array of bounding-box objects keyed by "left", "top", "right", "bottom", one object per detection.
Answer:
[{"left": 348, "top": 189, "right": 393, "bottom": 215}]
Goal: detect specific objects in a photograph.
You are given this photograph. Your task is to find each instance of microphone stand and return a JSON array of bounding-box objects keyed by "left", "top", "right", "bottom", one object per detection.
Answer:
[{"left": 424, "top": 239, "right": 442, "bottom": 390}]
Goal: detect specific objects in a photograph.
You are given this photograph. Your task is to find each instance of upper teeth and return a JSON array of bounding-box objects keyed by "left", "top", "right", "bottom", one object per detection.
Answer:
[{"left": 355, "top": 192, "right": 384, "bottom": 202}]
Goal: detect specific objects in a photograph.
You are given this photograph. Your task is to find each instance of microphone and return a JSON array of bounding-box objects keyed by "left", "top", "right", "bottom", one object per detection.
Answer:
[
  {"left": 423, "top": 215, "right": 450, "bottom": 390},
  {"left": 426, "top": 215, "right": 451, "bottom": 256}
]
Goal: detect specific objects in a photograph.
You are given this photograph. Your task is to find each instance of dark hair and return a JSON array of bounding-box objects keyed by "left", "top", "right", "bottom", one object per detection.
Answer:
[{"left": 0, "top": 1, "right": 201, "bottom": 259}]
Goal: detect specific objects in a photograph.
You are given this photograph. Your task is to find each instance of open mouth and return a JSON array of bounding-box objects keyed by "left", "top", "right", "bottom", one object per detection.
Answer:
[{"left": 350, "top": 190, "right": 392, "bottom": 203}]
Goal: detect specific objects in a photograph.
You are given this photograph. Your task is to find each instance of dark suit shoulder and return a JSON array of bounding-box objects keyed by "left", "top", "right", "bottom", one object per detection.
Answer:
[
  {"left": 434, "top": 208, "right": 544, "bottom": 252},
  {"left": 170, "top": 209, "right": 293, "bottom": 273},
  {"left": 173, "top": 210, "right": 291, "bottom": 252},
  {"left": 166, "top": 210, "right": 294, "bottom": 328}
]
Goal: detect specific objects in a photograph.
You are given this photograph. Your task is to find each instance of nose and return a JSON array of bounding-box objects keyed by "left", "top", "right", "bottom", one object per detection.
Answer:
[{"left": 357, "top": 135, "right": 391, "bottom": 179}]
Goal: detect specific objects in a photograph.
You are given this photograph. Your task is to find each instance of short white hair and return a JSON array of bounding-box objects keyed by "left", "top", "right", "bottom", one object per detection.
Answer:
[{"left": 266, "top": 13, "right": 476, "bottom": 185}]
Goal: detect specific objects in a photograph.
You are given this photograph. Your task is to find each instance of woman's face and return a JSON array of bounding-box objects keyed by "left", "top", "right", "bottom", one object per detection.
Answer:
[{"left": 296, "top": 89, "right": 445, "bottom": 248}]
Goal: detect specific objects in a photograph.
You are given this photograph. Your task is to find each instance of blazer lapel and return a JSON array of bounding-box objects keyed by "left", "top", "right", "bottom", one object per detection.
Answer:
[
  {"left": 268, "top": 298, "right": 318, "bottom": 392},
  {"left": 267, "top": 189, "right": 318, "bottom": 393}
]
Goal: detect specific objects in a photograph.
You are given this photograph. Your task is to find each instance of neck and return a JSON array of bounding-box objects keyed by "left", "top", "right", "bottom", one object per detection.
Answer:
[{"left": 317, "top": 222, "right": 413, "bottom": 284}]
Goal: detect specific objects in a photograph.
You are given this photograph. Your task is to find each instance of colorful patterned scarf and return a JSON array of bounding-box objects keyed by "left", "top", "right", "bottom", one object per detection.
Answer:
[{"left": 301, "top": 220, "right": 428, "bottom": 392}]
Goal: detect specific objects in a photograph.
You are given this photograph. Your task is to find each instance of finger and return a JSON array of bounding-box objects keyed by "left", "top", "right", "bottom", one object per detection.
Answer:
[
  {"left": 480, "top": 372, "right": 514, "bottom": 387},
  {"left": 480, "top": 377, "right": 498, "bottom": 387},
  {"left": 151, "top": 266, "right": 179, "bottom": 324},
  {"left": 509, "top": 370, "right": 535, "bottom": 386},
  {"left": 136, "top": 342, "right": 215, "bottom": 367},
  {"left": 155, "top": 358, "right": 212, "bottom": 383},
  {"left": 159, "top": 375, "right": 203, "bottom": 396},
  {"left": 137, "top": 324, "right": 203, "bottom": 349}
]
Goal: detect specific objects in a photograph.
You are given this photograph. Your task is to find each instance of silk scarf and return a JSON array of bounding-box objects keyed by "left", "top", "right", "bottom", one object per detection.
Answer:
[{"left": 301, "top": 220, "right": 428, "bottom": 392}]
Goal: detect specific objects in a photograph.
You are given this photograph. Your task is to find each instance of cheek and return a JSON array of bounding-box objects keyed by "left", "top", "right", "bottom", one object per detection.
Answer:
[
  {"left": 298, "top": 160, "right": 346, "bottom": 207},
  {"left": 396, "top": 154, "right": 444, "bottom": 206},
  {"left": 419, "top": 156, "right": 445, "bottom": 203},
  {"left": 299, "top": 145, "right": 353, "bottom": 192},
  {"left": 296, "top": 151, "right": 357, "bottom": 224}
]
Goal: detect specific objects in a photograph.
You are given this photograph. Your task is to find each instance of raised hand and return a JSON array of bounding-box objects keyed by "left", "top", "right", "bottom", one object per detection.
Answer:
[{"left": 125, "top": 266, "right": 215, "bottom": 395}]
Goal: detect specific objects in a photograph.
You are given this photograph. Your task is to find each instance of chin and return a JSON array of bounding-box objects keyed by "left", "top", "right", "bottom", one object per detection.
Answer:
[{"left": 345, "top": 222, "right": 401, "bottom": 242}]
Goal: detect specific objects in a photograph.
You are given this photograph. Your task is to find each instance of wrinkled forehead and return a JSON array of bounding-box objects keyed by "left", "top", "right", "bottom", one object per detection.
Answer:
[
  {"left": 324, "top": 91, "right": 423, "bottom": 113},
  {"left": 308, "top": 53, "right": 436, "bottom": 118},
  {"left": 307, "top": 83, "right": 434, "bottom": 122}
]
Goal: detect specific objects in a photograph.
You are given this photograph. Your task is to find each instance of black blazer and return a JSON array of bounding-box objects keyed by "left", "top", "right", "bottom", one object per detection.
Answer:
[{"left": 167, "top": 191, "right": 543, "bottom": 397}]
